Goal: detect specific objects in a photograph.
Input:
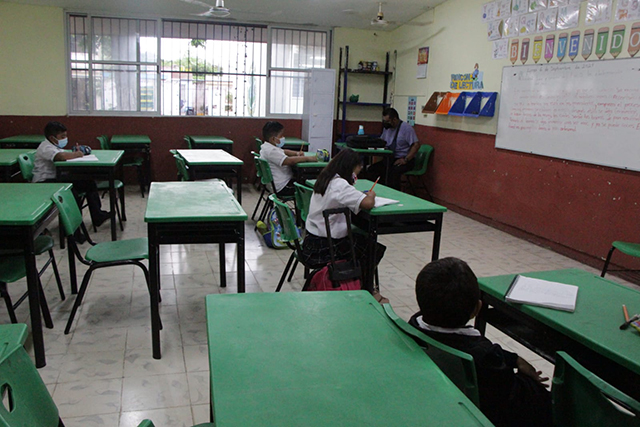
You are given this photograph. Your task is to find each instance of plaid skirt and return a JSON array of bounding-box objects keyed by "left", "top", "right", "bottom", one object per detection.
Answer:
[{"left": 300, "top": 232, "right": 386, "bottom": 271}]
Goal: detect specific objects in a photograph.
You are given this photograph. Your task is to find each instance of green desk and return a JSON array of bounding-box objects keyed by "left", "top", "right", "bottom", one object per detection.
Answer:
[
  {"left": 335, "top": 142, "right": 394, "bottom": 183},
  {"left": 291, "top": 153, "right": 327, "bottom": 182},
  {"left": 0, "top": 149, "right": 33, "bottom": 181},
  {"left": 476, "top": 268, "right": 640, "bottom": 400},
  {"left": 0, "top": 183, "right": 72, "bottom": 368},
  {"left": 177, "top": 149, "right": 243, "bottom": 204},
  {"left": 205, "top": 291, "right": 492, "bottom": 426},
  {"left": 307, "top": 179, "right": 447, "bottom": 292},
  {"left": 145, "top": 181, "right": 248, "bottom": 359},
  {"left": 55, "top": 150, "right": 125, "bottom": 243},
  {"left": 186, "top": 135, "right": 233, "bottom": 153},
  {"left": 282, "top": 137, "right": 309, "bottom": 151},
  {"left": 0, "top": 135, "right": 44, "bottom": 148},
  {"left": 110, "top": 135, "right": 151, "bottom": 194}
]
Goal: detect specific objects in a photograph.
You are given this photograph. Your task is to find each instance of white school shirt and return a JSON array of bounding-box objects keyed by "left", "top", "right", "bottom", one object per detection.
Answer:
[
  {"left": 305, "top": 176, "right": 366, "bottom": 239},
  {"left": 32, "top": 140, "right": 64, "bottom": 182},
  {"left": 260, "top": 142, "right": 293, "bottom": 192}
]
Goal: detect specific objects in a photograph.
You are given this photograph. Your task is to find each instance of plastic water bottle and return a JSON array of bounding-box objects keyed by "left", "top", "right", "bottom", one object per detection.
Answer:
[{"left": 358, "top": 125, "right": 365, "bottom": 135}]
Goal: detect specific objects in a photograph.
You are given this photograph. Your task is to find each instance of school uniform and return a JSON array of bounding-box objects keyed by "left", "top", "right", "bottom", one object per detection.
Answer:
[
  {"left": 409, "top": 313, "right": 552, "bottom": 427},
  {"left": 301, "top": 176, "right": 385, "bottom": 277},
  {"left": 259, "top": 142, "right": 295, "bottom": 198}
]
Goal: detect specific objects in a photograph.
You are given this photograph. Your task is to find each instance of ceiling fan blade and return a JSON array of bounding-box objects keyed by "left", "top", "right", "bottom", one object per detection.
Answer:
[{"left": 180, "top": 0, "right": 216, "bottom": 9}]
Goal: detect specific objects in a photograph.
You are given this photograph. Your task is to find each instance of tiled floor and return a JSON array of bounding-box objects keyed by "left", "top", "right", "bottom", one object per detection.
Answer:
[{"left": 7, "top": 184, "right": 638, "bottom": 426}]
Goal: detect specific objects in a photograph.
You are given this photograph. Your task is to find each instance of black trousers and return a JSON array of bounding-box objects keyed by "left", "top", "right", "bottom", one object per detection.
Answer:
[
  {"left": 43, "top": 178, "right": 104, "bottom": 223},
  {"left": 366, "top": 158, "right": 415, "bottom": 190},
  {"left": 275, "top": 179, "right": 296, "bottom": 199}
]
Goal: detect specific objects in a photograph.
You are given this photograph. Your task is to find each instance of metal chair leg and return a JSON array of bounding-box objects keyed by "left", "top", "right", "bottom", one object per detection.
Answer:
[
  {"left": 276, "top": 252, "right": 296, "bottom": 292},
  {"left": 38, "top": 279, "right": 54, "bottom": 329},
  {"left": 601, "top": 246, "right": 616, "bottom": 277},
  {"left": 65, "top": 266, "right": 95, "bottom": 334},
  {"left": 48, "top": 249, "right": 65, "bottom": 301},
  {"left": 219, "top": 244, "right": 226, "bottom": 288},
  {"left": 0, "top": 282, "right": 17, "bottom": 324},
  {"left": 287, "top": 259, "right": 299, "bottom": 282}
]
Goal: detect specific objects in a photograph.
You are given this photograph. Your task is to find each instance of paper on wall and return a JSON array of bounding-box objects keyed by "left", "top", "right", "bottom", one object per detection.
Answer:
[
  {"left": 557, "top": 4, "right": 580, "bottom": 28},
  {"left": 585, "top": 0, "right": 613, "bottom": 25},
  {"left": 538, "top": 7, "right": 558, "bottom": 31},
  {"left": 493, "top": 38, "right": 510, "bottom": 58}
]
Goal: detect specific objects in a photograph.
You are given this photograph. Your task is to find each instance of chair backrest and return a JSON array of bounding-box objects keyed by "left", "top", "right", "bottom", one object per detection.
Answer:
[
  {"left": 250, "top": 152, "right": 263, "bottom": 180},
  {"left": 254, "top": 137, "right": 263, "bottom": 152},
  {"left": 411, "top": 144, "right": 434, "bottom": 175},
  {"left": 382, "top": 304, "right": 480, "bottom": 407},
  {"left": 268, "top": 194, "right": 300, "bottom": 244},
  {"left": 183, "top": 136, "right": 194, "bottom": 149},
  {"left": 173, "top": 154, "right": 191, "bottom": 181},
  {"left": 96, "top": 135, "right": 111, "bottom": 150},
  {"left": 0, "top": 345, "right": 59, "bottom": 427},
  {"left": 256, "top": 157, "right": 274, "bottom": 187},
  {"left": 51, "top": 188, "right": 82, "bottom": 237},
  {"left": 17, "top": 152, "right": 34, "bottom": 182},
  {"left": 294, "top": 182, "right": 313, "bottom": 223},
  {"left": 552, "top": 351, "right": 640, "bottom": 427}
]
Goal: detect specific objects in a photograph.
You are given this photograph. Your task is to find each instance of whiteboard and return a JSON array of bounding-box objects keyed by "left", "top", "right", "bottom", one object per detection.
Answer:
[{"left": 495, "top": 58, "right": 640, "bottom": 171}]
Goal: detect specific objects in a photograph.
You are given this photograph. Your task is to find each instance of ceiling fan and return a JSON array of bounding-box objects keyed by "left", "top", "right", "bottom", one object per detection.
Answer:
[
  {"left": 371, "top": 2, "right": 390, "bottom": 26},
  {"left": 181, "top": 0, "right": 231, "bottom": 18},
  {"left": 344, "top": 2, "right": 434, "bottom": 28}
]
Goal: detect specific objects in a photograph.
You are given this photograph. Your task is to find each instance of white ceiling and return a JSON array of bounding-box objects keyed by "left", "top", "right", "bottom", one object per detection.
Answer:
[{"left": 4, "top": 0, "right": 447, "bottom": 30}]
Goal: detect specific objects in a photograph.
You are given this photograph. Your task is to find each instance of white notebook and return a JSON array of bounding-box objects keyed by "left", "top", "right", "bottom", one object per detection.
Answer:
[
  {"left": 374, "top": 197, "right": 399, "bottom": 208},
  {"left": 67, "top": 154, "right": 99, "bottom": 162},
  {"left": 505, "top": 275, "right": 578, "bottom": 312}
]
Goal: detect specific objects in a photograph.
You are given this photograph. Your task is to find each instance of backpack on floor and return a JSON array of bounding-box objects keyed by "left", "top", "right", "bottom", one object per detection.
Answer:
[
  {"left": 302, "top": 207, "right": 362, "bottom": 292},
  {"left": 262, "top": 207, "right": 290, "bottom": 249}
]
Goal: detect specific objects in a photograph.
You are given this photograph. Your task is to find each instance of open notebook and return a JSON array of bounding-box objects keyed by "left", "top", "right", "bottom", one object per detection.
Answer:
[
  {"left": 67, "top": 155, "right": 99, "bottom": 162},
  {"left": 505, "top": 275, "right": 579, "bottom": 312},
  {"left": 374, "top": 196, "right": 400, "bottom": 208}
]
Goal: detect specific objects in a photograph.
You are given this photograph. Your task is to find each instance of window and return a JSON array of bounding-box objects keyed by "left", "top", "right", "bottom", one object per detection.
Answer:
[{"left": 67, "top": 14, "right": 329, "bottom": 117}]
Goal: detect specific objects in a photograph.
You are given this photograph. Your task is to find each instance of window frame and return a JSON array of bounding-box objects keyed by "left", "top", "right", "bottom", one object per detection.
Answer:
[{"left": 65, "top": 11, "right": 331, "bottom": 118}]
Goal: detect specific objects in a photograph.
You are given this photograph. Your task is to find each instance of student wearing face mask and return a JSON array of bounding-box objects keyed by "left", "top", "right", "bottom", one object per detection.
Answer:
[
  {"left": 33, "top": 121, "right": 110, "bottom": 236},
  {"left": 365, "top": 107, "right": 420, "bottom": 190},
  {"left": 259, "top": 121, "right": 317, "bottom": 198}
]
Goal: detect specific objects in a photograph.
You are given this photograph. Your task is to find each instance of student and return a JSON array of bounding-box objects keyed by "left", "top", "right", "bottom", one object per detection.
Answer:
[
  {"left": 259, "top": 121, "right": 316, "bottom": 198},
  {"left": 301, "top": 148, "right": 388, "bottom": 302},
  {"left": 33, "top": 121, "right": 110, "bottom": 230},
  {"left": 365, "top": 107, "right": 420, "bottom": 190},
  {"left": 409, "top": 257, "right": 552, "bottom": 427}
]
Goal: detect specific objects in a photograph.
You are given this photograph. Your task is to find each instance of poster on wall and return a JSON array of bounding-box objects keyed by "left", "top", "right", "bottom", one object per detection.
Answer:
[
  {"left": 493, "top": 38, "right": 510, "bottom": 58},
  {"left": 615, "top": 0, "right": 640, "bottom": 21},
  {"left": 407, "top": 97, "right": 417, "bottom": 126},
  {"left": 503, "top": 16, "right": 518, "bottom": 36},
  {"left": 518, "top": 12, "right": 538, "bottom": 35},
  {"left": 530, "top": 0, "right": 548, "bottom": 12},
  {"left": 497, "top": 0, "right": 513, "bottom": 17},
  {"left": 538, "top": 7, "right": 558, "bottom": 31},
  {"left": 450, "top": 65, "right": 484, "bottom": 90},
  {"left": 417, "top": 47, "right": 428, "bottom": 79},
  {"left": 549, "top": 0, "right": 568, "bottom": 7},
  {"left": 585, "top": 0, "right": 613, "bottom": 25},
  {"left": 488, "top": 19, "right": 504, "bottom": 39},
  {"left": 483, "top": 1, "right": 498, "bottom": 21},
  {"left": 557, "top": 4, "right": 580, "bottom": 29},
  {"left": 512, "top": 0, "right": 530, "bottom": 15}
]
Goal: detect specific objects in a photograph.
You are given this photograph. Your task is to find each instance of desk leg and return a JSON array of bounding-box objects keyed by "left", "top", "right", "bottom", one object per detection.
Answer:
[
  {"left": 237, "top": 224, "right": 245, "bottom": 293},
  {"left": 219, "top": 244, "right": 226, "bottom": 288},
  {"left": 365, "top": 218, "right": 378, "bottom": 294},
  {"left": 237, "top": 166, "right": 242, "bottom": 205},
  {"left": 109, "top": 176, "right": 117, "bottom": 241},
  {"left": 24, "top": 235, "right": 45, "bottom": 368},
  {"left": 431, "top": 214, "right": 443, "bottom": 261},
  {"left": 148, "top": 225, "right": 161, "bottom": 359},
  {"left": 68, "top": 237, "right": 78, "bottom": 294}
]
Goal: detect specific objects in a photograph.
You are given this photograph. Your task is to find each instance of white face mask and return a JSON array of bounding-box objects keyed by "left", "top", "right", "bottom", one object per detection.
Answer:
[
  {"left": 276, "top": 137, "right": 286, "bottom": 148},
  {"left": 56, "top": 137, "right": 68, "bottom": 148},
  {"left": 352, "top": 172, "right": 358, "bottom": 183}
]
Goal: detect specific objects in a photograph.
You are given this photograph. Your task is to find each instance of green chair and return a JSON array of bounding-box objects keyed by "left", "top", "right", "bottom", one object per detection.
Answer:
[
  {"left": 293, "top": 182, "right": 313, "bottom": 225},
  {"left": 0, "top": 344, "right": 62, "bottom": 427},
  {"left": 0, "top": 323, "right": 28, "bottom": 351},
  {"left": 184, "top": 135, "right": 194, "bottom": 149},
  {"left": 253, "top": 157, "right": 295, "bottom": 226},
  {"left": 269, "top": 194, "right": 322, "bottom": 292},
  {"left": 250, "top": 152, "right": 267, "bottom": 222},
  {"left": 16, "top": 151, "right": 35, "bottom": 182},
  {"left": 0, "top": 256, "right": 55, "bottom": 329},
  {"left": 97, "top": 135, "right": 110, "bottom": 151},
  {"left": 103, "top": 135, "right": 146, "bottom": 198},
  {"left": 51, "top": 187, "right": 155, "bottom": 335},
  {"left": 601, "top": 241, "right": 640, "bottom": 278},
  {"left": 402, "top": 144, "right": 434, "bottom": 201},
  {"left": 95, "top": 136, "right": 126, "bottom": 231},
  {"left": 174, "top": 154, "right": 192, "bottom": 181},
  {"left": 552, "top": 351, "right": 640, "bottom": 426},
  {"left": 382, "top": 303, "right": 480, "bottom": 407},
  {"left": 254, "top": 136, "right": 263, "bottom": 153}
]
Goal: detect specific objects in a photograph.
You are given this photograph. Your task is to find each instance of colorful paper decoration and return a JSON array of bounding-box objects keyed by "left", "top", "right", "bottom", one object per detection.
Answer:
[
  {"left": 582, "top": 28, "right": 595, "bottom": 59},
  {"left": 512, "top": 0, "right": 530, "bottom": 16},
  {"left": 510, "top": 38, "right": 520, "bottom": 63},
  {"left": 545, "top": 34, "right": 556, "bottom": 62},
  {"left": 569, "top": 30, "right": 581, "bottom": 60},
  {"left": 610, "top": 25, "right": 626, "bottom": 57},
  {"left": 488, "top": 20, "right": 504, "bottom": 40},
  {"left": 629, "top": 22, "right": 640, "bottom": 56},
  {"left": 596, "top": 27, "right": 610, "bottom": 58},
  {"left": 557, "top": 32, "right": 568, "bottom": 61},
  {"left": 496, "top": 0, "right": 513, "bottom": 18},
  {"left": 518, "top": 12, "right": 538, "bottom": 35},
  {"left": 615, "top": 0, "right": 640, "bottom": 22},
  {"left": 533, "top": 36, "right": 543, "bottom": 62},
  {"left": 557, "top": 4, "right": 580, "bottom": 29},
  {"left": 538, "top": 7, "right": 559, "bottom": 31},
  {"left": 521, "top": 37, "right": 531, "bottom": 63},
  {"left": 530, "top": 0, "right": 547, "bottom": 12},
  {"left": 585, "top": 0, "right": 613, "bottom": 25}
]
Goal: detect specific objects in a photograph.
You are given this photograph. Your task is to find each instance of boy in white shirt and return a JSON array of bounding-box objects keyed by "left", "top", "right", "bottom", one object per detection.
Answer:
[
  {"left": 33, "top": 121, "right": 110, "bottom": 231},
  {"left": 259, "top": 121, "right": 316, "bottom": 198}
]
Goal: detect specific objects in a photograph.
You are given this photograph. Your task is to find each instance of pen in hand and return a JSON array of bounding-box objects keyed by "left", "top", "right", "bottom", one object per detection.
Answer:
[{"left": 369, "top": 177, "right": 380, "bottom": 192}]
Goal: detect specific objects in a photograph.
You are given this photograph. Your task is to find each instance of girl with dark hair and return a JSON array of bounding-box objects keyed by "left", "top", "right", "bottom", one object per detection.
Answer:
[{"left": 301, "top": 148, "right": 387, "bottom": 301}]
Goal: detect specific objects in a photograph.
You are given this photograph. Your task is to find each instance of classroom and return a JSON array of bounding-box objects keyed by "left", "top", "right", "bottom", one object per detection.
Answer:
[{"left": 1, "top": 0, "right": 640, "bottom": 425}]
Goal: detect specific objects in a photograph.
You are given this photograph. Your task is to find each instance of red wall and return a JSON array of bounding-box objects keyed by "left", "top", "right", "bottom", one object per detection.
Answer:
[{"left": 2, "top": 115, "right": 638, "bottom": 271}]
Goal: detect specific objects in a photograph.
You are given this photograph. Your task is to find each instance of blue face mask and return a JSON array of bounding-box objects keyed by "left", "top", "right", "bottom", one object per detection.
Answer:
[
  {"left": 276, "top": 137, "right": 286, "bottom": 148},
  {"left": 56, "top": 138, "right": 68, "bottom": 149}
]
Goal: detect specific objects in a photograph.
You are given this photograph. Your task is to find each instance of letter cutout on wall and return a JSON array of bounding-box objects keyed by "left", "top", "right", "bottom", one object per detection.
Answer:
[
  {"left": 596, "top": 27, "right": 609, "bottom": 59},
  {"left": 610, "top": 25, "right": 625, "bottom": 58},
  {"left": 521, "top": 38, "right": 530, "bottom": 64},
  {"left": 533, "top": 36, "right": 543, "bottom": 63},
  {"left": 582, "top": 29, "right": 595, "bottom": 60},
  {"left": 569, "top": 31, "right": 580, "bottom": 61},
  {"left": 545, "top": 34, "right": 555, "bottom": 63},
  {"left": 557, "top": 32, "right": 568, "bottom": 61},
  {"left": 511, "top": 38, "right": 520, "bottom": 64},
  {"left": 630, "top": 22, "right": 640, "bottom": 57}
]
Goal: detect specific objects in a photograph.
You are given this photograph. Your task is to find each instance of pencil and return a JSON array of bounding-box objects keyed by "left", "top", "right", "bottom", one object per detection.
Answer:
[
  {"left": 623, "top": 304, "right": 630, "bottom": 322},
  {"left": 369, "top": 177, "right": 380, "bottom": 192}
]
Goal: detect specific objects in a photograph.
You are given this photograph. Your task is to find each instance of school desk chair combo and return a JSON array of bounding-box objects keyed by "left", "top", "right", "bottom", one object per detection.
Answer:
[
  {"left": 401, "top": 144, "right": 434, "bottom": 201},
  {"left": 176, "top": 149, "right": 243, "bottom": 204},
  {"left": 108, "top": 134, "right": 151, "bottom": 197}
]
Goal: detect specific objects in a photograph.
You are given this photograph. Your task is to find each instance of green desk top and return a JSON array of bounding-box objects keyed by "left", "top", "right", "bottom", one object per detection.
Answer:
[
  {"left": 188, "top": 135, "right": 233, "bottom": 144},
  {"left": 0, "top": 149, "right": 34, "bottom": 166},
  {"left": 282, "top": 137, "right": 309, "bottom": 146},
  {"left": 110, "top": 135, "right": 151, "bottom": 145},
  {"left": 294, "top": 161, "right": 328, "bottom": 169},
  {"left": 335, "top": 142, "right": 394, "bottom": 155},
  {"left": 177, "top": 149, "right": 243, "bottom": 166},
  {"left": 0, "top": 135, "right": 44, "bottom": 146},
  {"left": 0, "top": 183, "right": 72, "bottom": 226},
  {"left": 145, "top": 181, "right": 247, "bottom": 223},
  {"left": 54, "top": 150, "right": 124, "bottom": 167},
  {"left": 478, "top": 268, "right": 640, "bottom": 376},
  {"left": 205, "top": 291, "right": 491, "bottom": 426},
  {"left": 306, "top": 179, "right": 447, "bottom": 216}
]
